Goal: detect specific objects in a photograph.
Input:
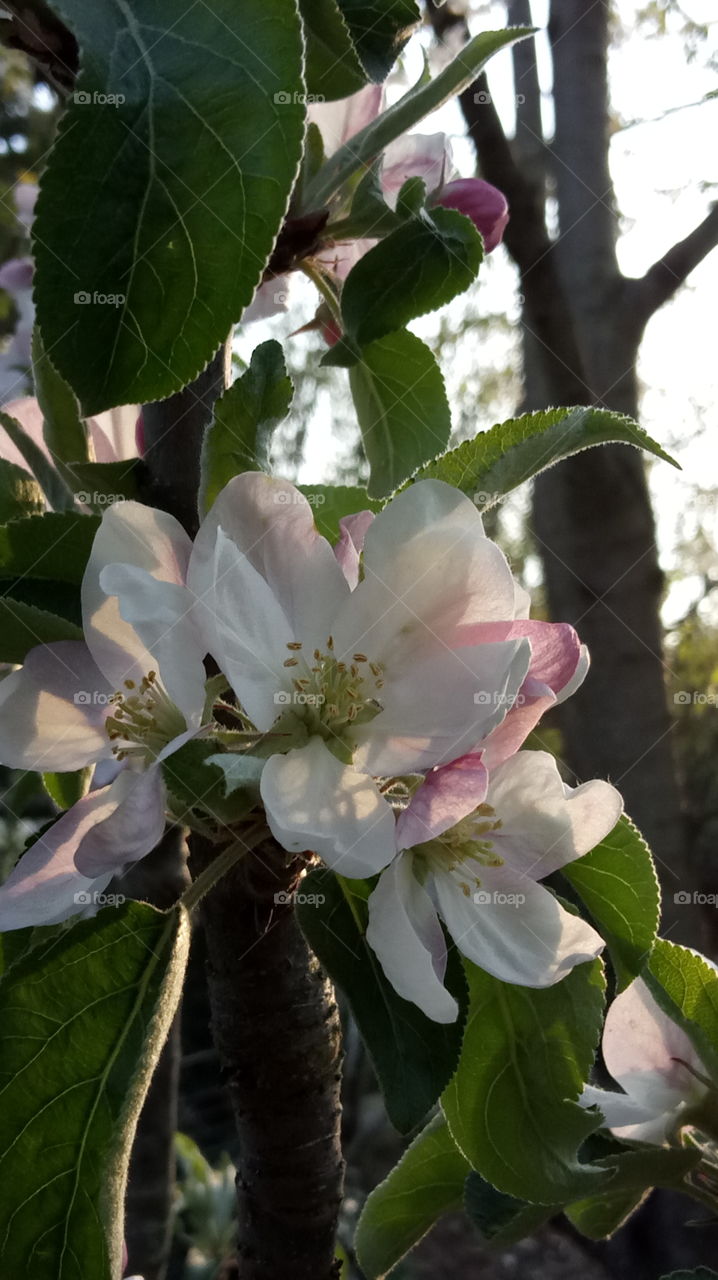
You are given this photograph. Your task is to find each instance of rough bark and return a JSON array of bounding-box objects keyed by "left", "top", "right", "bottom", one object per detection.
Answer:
[{"left": 189, "top": 836, "right": 345, "bottom": 1280}]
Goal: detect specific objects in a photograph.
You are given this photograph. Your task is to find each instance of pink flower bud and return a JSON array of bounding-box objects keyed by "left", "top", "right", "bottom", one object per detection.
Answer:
[{"left": 434, "top": 179, "right": 509, "bottom": 253}]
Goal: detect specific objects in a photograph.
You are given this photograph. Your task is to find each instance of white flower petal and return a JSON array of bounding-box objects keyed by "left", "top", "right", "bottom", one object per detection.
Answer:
[
  {"left": 307, "top": 84, "right": 383, "bottom": 153},
  {"left": 0, "top": 788, "right": 118, "bottom": 930},
  {"left": 367, "top": 854, "right": 459, "bottom": 1023},
  {"left": 188, "top": 473, "right": 349, "bottom": 658},
  {"left": 579, "top": 1084, "right": 659, "bottom": 1130},
  {"left": 88, "top": 405, "right": 139, "bottom": 462},
  {"left": 99, "top": 563, "right": 205, "bottom": 725},
  {"left": 0, "top": 642, "right": 112, "bottom": 771},
  {"left": 602, "top": 977, "right": 707, "bottom": 1117},
  {"left": 260, "top": 737, "right": 396, "bottom": 878},
  {"left": 354, "top": 638, "right": 530, "bottom": 775},
  {"left": 83, "top": 500, "right": 194, "bottom": 692},
  {"left": 73, "top": 766, "right": 166, "bottom": 877},
  {"left": 434, "top": 865, "right": 604, "bottom": 987},
  {"left": 485, "top": 751, "right": 623, "bottom": 879}
]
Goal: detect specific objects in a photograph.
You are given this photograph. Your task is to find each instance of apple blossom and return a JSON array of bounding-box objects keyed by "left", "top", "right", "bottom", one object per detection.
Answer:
[
  {"left": 187, "top": 472, "right": 535, "bottom": 878},
  {"left": 580, "top": 974, "right": 718, "bottom": 1144},
  {"left": 366, "top": 749, "right": 622, "bottom": 1021},
  {"left": 0, "top": 395, "right": 141, "bottom": 471},
  {"left": 433, "top": 178, "right": 509, "bottom": 253},
  {"left": 0, "top": 501, "right": 206, "bottom": 929}
]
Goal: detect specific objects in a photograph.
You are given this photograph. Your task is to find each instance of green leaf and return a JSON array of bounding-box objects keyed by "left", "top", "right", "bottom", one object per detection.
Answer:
[
  {"left": 0, "top": 458, "right": 45, "bottom": 522},
  {"left": 0, "top": 511, "right": 100, "bottom": 584},
  {"left": 336, "top": 0, "right": 421, "bottom": 82},
  {"left": 205, "top": 753, "right": 265, "bottom": 800},
  {"left": 304, "top": 28, "right": 532, "bottom": 208},
  {"left": 0, "top": 901, "right": 190, "bottom": 1280},
  {"left": 33, "top": 0, "right": 306, "bottom": 415},
  {"left": 0, "top": 409, "right": 73, "bottom": 511},
  {"left": 561, "top": 816, "right": 660, "bottom": 990},
  {"left": 162, "top": 740, "right": 261, "bottom": 827},
  {"left": 200, "top": 340, "right": 293, "bottom": 516},
  {"left": 463, "top": 1174, "right": 555, "bottom": 1249},
  {"left": 296, "top": 484, "right": 379, "bottom": 541},
  {"left": 412, "top": 406, "right": 679, "bottom": 503},
  {"left": 42, "top": 768, "right": 93, "bottom": 810},
  {"left": 355, "top": 1114, "right": 468, "bottom": 1280},
  {"left": 645, "top": 939, "right": 718, "bottom": 1081},
  {"left": 565, "top": 1145, "right": 699, "bottom": 1240},
  {"left": 299, "top": 0, "right": 367, "bottom": 100},
  {"left": 442, "top": 959, "right": 609, "bottom": 1204},
  {"left": 32, "top": 326, "right": 90, "bottom": 468},
  {"left": 297, "top": 869, "right": 467, "bottom": 1133},
  {"left": 348, "top": 328, "right": 451, "bottom": 498},
  {"left": 0, "top": 597, "right": 82, "bottom": 663},
  {"left": 337, "top": 208, "right": 482, "bottom": 356}
]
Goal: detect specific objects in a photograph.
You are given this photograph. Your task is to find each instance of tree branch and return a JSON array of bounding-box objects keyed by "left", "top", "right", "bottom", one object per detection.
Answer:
[{"left": 630, "top": 203, "right": 718, "bottom": 325}]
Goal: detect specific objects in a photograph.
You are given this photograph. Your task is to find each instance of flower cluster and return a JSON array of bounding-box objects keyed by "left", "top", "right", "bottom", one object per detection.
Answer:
[{"left": 0, "top": 474, "right": 624, "bottom": 1020}]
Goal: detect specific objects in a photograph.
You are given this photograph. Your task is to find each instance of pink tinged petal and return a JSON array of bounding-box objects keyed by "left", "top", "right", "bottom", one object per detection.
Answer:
[
  {"left": 579, "top": 1084, "right": 661, "bottom": 1137},
  {"left": 396, "top": 753, "right": 488, "bottom": 850},
  {"left": 602, "top": 977, "right": 709, "bottom": 1118},
  {"left": 74, "top": 766, "right": 166, "bottom": 877},
  {"left": 353, "top": 638, "right": 530, "bottom": 776},
  {"left": 99, "top": 564, "right": 205, "bottom": 726},
  {"left": 0, "top": 787, "right": 119, "bottom": 930},
  {"left": 0, "top": 256, "right": 34, "bottom": 293},
  {"left": 381, "top": 132, "right": 452, "bottom": 204},
  {"left": 0, "top": 642, "right": 112, "bottom": 771},
  {"left": 0, "top": 395, "right": 51, "bottom": 469},
  {"left": 82, "top": 500, "right": 194, "bottom": 692},
  {"left": 189, "top": 473, "right": 350, "bottom": 657},
  {"left": 259, "top": 737, "right": 396, "bottom": 879},
  {"left": 334, "top": 482, "right": 519, "bottom": 668},
  {"left": 434, "top": 863, "right": 604, "bottom": 987},
  {"left": 485, "top": 751, "right": 624, "bottom": 879},
  {"left": 555, "top": 643, "right": 590, "bottom": 704},
  {"left": 334, "top": 509, "right": 375, "bottom": 589},
  {"left": 435, "top": 178, "right": 509, "bottom": 252},
  {"left": 307, "top": 84, "right": 383, "bottom": 152},
  {"left": 15, "top": 181, "right": 38, "bottom": 229},
  {"left": 88, "top": 405, "right": 140, "bottom": 462},
  {"left": 455, "top": 620, "right": 582, "bottom": 696},
  {"left": 366, "top": 854, "right": 459, "bottom": 1024}
]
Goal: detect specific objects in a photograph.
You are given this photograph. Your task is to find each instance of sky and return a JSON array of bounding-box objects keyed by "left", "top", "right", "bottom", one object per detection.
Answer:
[{"left": 237, "top": 0, "right": 718, "bottom": 627}]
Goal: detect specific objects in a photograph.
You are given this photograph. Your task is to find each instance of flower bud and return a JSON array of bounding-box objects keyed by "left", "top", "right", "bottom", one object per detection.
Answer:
[{"left": 434, "top": 179, "right": 509, "bottom": 253}]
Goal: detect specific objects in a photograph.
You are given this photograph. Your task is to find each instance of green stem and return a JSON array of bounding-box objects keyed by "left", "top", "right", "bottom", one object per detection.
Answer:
[
  {"left": 181, "top": 828, "right": 265, "bottom": 913},
  {"left": 302, "top": 262, "right": 343, "bottom": 327}
]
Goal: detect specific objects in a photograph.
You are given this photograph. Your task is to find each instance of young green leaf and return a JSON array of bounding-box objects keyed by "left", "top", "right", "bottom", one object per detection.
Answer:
[
  {"left": 32, "top": 326, "right": 90, "bottom": 468},
  {"left": 43, "top": 768, "right": 93, "bottom": 810},
  {"left": 162, "top": 740, "right": 261, "bottom": 827},
  {"left": 0, "top": 410, "right": 74, "bottom": 512},
  {"left": 561, "top": 816, "right": 660, "bottom": 990},
  {"left": 463, "top": 1173, "right": 556, "bottom": 1249},
  {"left": 348, "top": 328, "right": 451, "bottom": 498},
  {"left": 442, "top": 959, "right": 609, "bottom": 1204},
  {"left": 299, "top": 0, "right": 367, "bottom": 100},
  {"left": 0, "top": 458, "right": 45, "bottom": 522},
  {"left": 33, "top": 0, "right": 305, "bottom": 414},
  {"left": 297, "top": 869, "right": 467, "bottom": 1133},
  {"left": 335, "top": 209, "right": 482, "bottom": 358},
  {"left": 411, "top": 406, "right": 678, "bottom": 502},
  {"left": 0, "top": 511, "right": 99, "bottom": 585},
  {"left": 66, "top": 460, "right": 145, "bottom": 508},
  {"left": 565, "top": 1144, "right": 699, "bottom": 1239},
  {"left": 0, "top": 901, "right": 190, "bottom": 1280},
  {"left": 644, "top": 939, "right": 718, "bottom": 1081},
  {"left": 0, "top": 597, "right": 82, "bottom": 663},
  {"left": 296, "top": 484, "right": 379, "bottom": 541},
  {"left": 200, "top": 341, "right": 293, "bottom": 516},
  {"left": 355, "top": 1114, "right": 468, "bottom": 1280},
  {"left": 336, "top": 0, "right": 421, "bottom": 81}
]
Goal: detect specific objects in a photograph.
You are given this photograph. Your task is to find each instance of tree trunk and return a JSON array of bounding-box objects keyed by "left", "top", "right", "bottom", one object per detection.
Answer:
[{"left": 188, "top": 836, "right": 345, "bottom": 1280}]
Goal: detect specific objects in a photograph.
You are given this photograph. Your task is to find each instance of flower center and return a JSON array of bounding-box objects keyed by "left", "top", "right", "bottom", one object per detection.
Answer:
[
  {"left": 105, "top": 671, "right": 185, "bottom": 764},
  {"left": 416, "top": 802, "right": 504, "bottom": 896},
  {"left": 281, "top": 636, "right": 384, "bottom": 745}
]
